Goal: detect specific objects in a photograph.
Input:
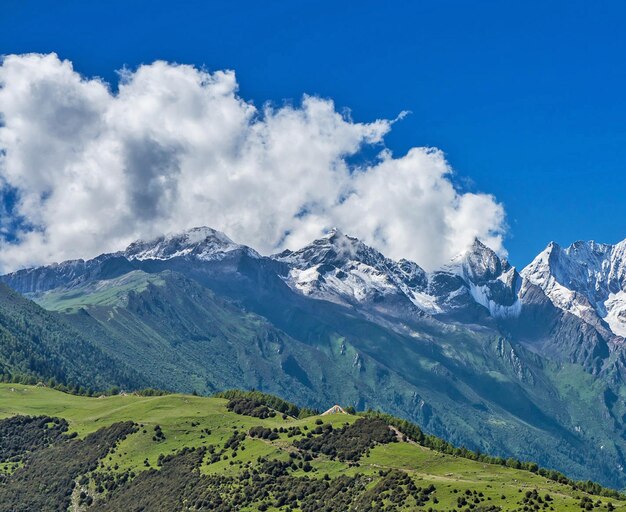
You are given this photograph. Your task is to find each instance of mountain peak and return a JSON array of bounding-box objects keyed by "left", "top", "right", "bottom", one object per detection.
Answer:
[
  {"left": 446, "top": 238, "right": 511, "bottom": 284},
  {"left": 471, "top": 236, "right": 488, "bottom": 249},
  {"left": 275, "top": 229, "right": 376, "bottom": 269},
  {"left": 565, "top": 239, "right": 606, "bottom": 253},
  {"left": 432, "top": 238, "right": 521, "bottom": 318},
  {"left": 124, "top": 226, "right": 258, "bottom": 262},
  {"left": 323, "top": 227, "right": 345, "bottom": 239},
  {"left": 323, "top": 227, "right": 364, "bottom": 248},
  {"left": 522, "top": 237, "right": 626, "bottom": 338},
  {"left": 273, "top": 229, "right": 432, "bottom": 311}
]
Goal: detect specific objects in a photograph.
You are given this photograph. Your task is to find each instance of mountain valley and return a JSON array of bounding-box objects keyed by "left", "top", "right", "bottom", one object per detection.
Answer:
[{"left": 2, "top": 227, "right": 626, "bottom": 490}]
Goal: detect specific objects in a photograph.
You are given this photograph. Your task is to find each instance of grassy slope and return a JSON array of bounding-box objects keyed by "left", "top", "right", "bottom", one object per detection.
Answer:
[
  {"left": 0, "top": 383, "right": 622, "bottom": 512},
  {"left": 0, "top": 283, "right": 142, "bottom": 390},
  {"left": 36, "top": 270, "right": 331, "bottom": 402}
]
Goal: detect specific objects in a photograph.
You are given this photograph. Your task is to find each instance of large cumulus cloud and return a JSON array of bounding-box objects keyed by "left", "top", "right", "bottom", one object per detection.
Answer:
[{"left": 0, "top": 53, "right": 506, "bottom": 271}]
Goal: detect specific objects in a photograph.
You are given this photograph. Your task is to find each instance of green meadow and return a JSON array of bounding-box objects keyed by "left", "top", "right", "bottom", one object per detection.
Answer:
[{"left": 0, "top": 383, "right": 623, "bottom": 511}]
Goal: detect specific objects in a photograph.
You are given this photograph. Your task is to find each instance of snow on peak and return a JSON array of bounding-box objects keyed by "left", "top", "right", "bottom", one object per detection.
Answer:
[
  {"left": 276, "top": 228, "right": 383, "bottom": 269},
  {"left": 273, "top": 230, "right": 434, "bottom": 311},
  {"left": 124, "top": 226, "right": 259, "bottom": 262},
  {"left": 438, "top": 238, "right": 521, "bottom": 318},
  {"left": 273, "top": 230, "right": 522, "bottom": 319},
  {"left": 522, "top": 238, "right": 626, "bottom": 337},
  {"left": 446, "top": 238, "right": 512, "bottom": 285}
]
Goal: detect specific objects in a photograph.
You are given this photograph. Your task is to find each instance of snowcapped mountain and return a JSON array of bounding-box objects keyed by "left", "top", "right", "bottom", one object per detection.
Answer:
[
  {"left": 4, "top": 226, "right": 523, "bottom": 321},
  {"left": 433, "top": 239, "right": 522, "bottom": 319},
  {"left": 2, "top": 227, "right": 259, "bottom": 295},
  {"left": 521, "top": 239, "right": 626, "bottom": 338},
  {"left": 125, "top": 226, "right": 260, "bottom": 262},
  {"left": 272, "top": 228, "right": 432, "bottom": 313},
  {"left": 273, "top": 229, "right": 521, "bottom": 321},
  {"left": 5, "top": 225, "right": 626, "bottom": 338}
]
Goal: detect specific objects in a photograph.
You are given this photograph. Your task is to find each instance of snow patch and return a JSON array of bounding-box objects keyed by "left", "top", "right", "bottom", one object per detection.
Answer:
[
  {"left": 408, "top": 290, "right": 443, "bottom": 314},
  {"left": 604, "top": 291, "right": 626, "bottom": 337}
]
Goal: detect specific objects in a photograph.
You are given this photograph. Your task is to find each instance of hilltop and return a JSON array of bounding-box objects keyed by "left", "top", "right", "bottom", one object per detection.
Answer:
[{"left": 0, "top": 384, "right": 623, "bottom": 511}]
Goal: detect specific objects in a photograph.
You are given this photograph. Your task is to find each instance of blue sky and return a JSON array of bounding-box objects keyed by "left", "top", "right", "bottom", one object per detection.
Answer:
[{"left": 1, "top": 0, "right": 625, "bottom": 268}]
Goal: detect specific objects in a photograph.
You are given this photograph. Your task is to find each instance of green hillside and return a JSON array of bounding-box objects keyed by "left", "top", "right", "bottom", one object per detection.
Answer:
[
  {"left": 35, "top": 270, "right": 329, "bottom": 404},
  {"left": 0, "top": 283, "right": 142, "bottom": 391},
  {"left": 28, "top": 268, "right": 626, "bottom": 489},
  {"left": 0, "top": 384, "right": 623, "bottom": 512}
]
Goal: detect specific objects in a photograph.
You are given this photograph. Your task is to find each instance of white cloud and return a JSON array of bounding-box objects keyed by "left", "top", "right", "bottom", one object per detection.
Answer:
[{"left": 0, "top": 53, "right": 506, "bottom": 272}]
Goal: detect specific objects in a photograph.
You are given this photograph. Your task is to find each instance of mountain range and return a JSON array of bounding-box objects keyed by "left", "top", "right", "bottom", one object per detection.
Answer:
[{"left": 2, "top": 226, "right": 626, "bottom": 488}]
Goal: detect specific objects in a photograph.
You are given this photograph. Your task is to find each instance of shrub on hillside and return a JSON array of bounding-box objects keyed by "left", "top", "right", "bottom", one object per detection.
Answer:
[
  {"left": 293, "top": 418, "right": 396, "bottom": 462},
  {"left": 226, "top": 397, "right": 276, "bottom": 418},
  {"left": 0, "top": 415, "right": 69, "bottom": 464},
  {"left": 215, "top": 389, "right": 318, "bottom": 418}
]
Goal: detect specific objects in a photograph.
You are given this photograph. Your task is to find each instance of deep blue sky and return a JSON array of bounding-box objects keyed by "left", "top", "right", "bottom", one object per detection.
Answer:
[{"left": 1, "top": 0, "right": 625, "bottom": 267}]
